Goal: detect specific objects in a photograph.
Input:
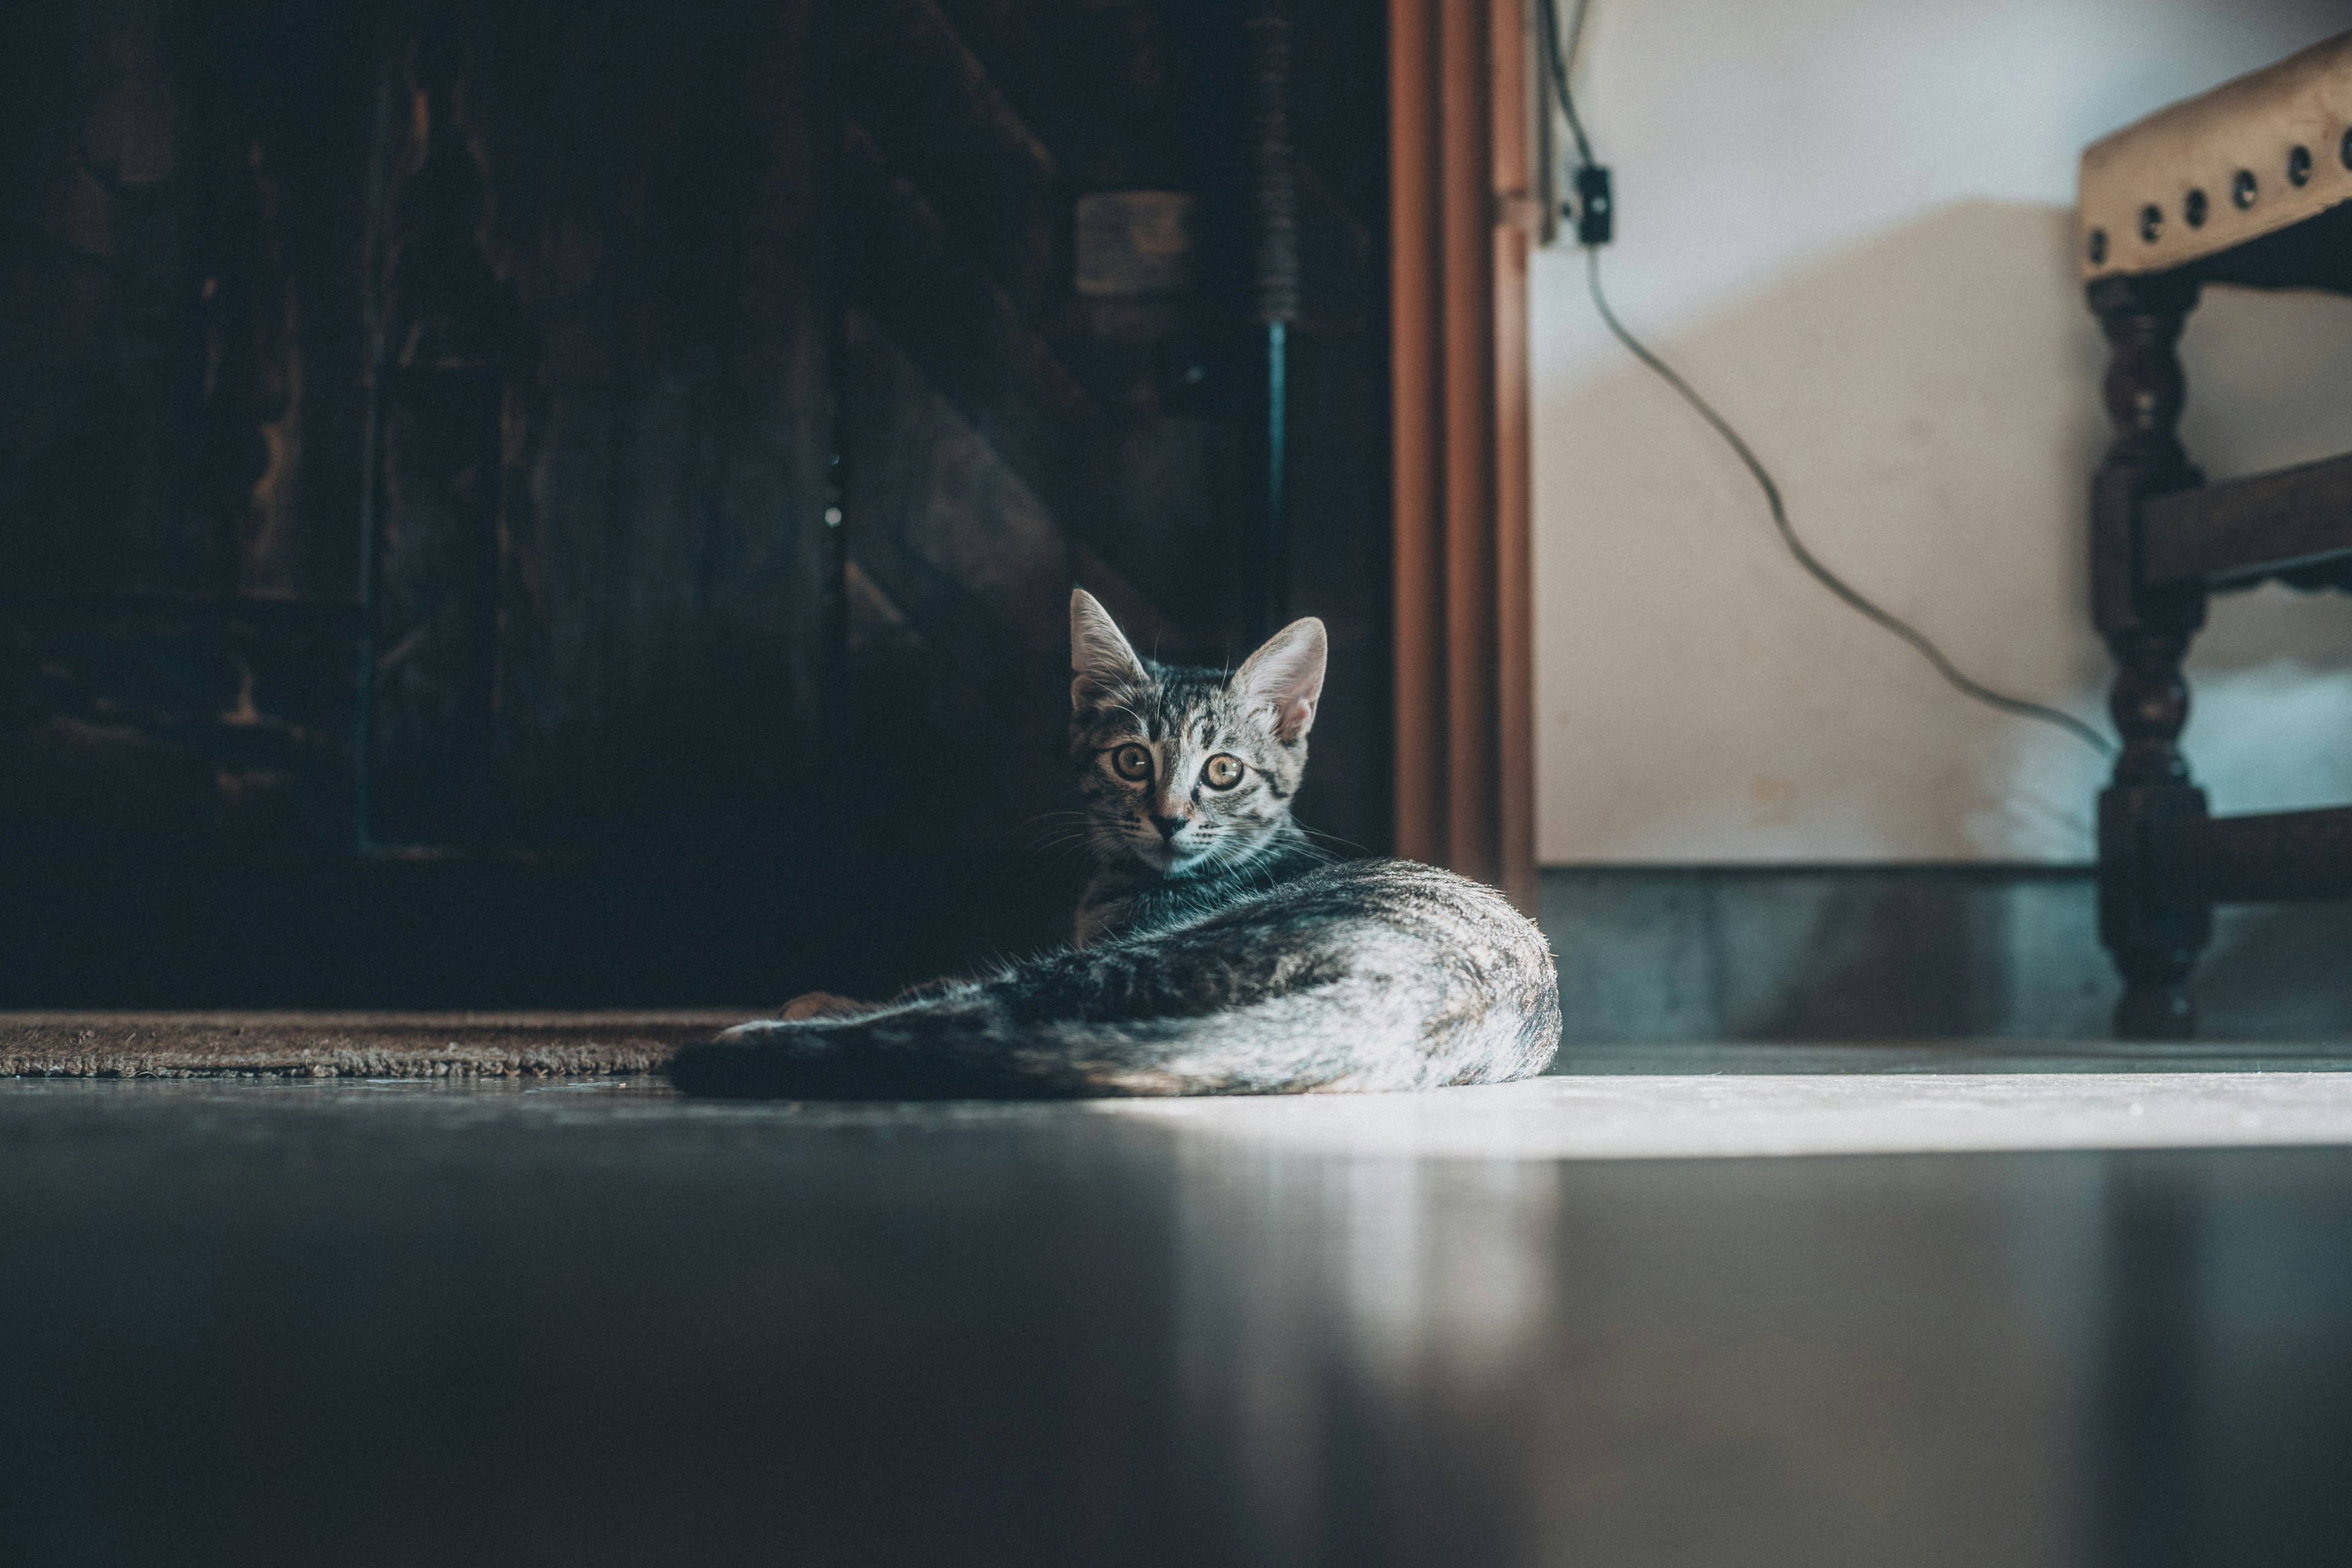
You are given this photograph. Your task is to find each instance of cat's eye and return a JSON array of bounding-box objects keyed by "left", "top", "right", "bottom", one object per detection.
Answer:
[
  {"left": 1110, "top": 744, "right": 1153, "bottom": 782},
  {"left": 1202, "top": 753, "right": 1244, "bottom": 790}
]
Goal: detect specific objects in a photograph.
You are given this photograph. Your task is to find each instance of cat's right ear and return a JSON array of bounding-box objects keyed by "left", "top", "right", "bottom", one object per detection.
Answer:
[{"left": 1071, "top": 587, "right": 1147, "bottom": 709}]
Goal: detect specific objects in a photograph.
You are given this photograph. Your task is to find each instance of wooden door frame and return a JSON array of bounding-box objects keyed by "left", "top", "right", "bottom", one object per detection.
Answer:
[{"left": 1389, "top": 0, "right": 1538, "bottom": 910}]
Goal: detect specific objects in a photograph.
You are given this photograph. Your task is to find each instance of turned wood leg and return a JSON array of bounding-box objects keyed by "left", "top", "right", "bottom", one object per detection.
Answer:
[
  {"left": 2100, "top": 627, "right": 2209, "bottom": 1038},
  {"left": 2087, "top": 274, "right": 2210, "bottom": 1041}
]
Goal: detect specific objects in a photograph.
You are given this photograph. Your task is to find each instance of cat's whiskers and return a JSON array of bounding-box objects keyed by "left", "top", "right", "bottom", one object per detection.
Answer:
[{"left": 1022, "top": 811, "right": 1104, "bottom": 858}]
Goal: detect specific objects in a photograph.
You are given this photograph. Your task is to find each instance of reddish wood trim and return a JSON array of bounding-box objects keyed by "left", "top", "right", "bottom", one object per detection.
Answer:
[
  {"left": 1389, "top": 0, "right": 1445, "bottom": 865},
  {"left": 1438, "top": 0, "right": 1496, "bottom": 886},
  {"left": 1489, "top": 0, "right": 1536, "bottom": 911},
  {"left": 1389, "top": 0, "right": 1533, "bottom": 903}
]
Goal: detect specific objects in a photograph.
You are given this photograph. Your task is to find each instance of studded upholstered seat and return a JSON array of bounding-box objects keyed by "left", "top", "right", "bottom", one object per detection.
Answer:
[{"left": 2079, "top": 33, "right": 2352, "bottom": 291}]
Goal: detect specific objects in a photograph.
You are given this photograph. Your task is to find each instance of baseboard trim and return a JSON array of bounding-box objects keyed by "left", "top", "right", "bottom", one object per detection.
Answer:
[{"left": 1537, "top": 864, "right": 2351, "bottom": 1044}]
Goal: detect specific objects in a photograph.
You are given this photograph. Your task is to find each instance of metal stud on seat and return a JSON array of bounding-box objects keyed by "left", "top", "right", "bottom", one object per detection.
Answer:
[
  {"left": 2233, "top": 168, "right": 2258, "bottom": 208},
  {"left": 2288, "top": 144, "right": 2312, "bottom": 186}
]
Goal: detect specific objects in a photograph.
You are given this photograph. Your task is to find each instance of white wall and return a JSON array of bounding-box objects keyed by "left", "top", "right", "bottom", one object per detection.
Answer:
[{"left": 1532, "top": 0, "right": 2352, "bottom": 863}]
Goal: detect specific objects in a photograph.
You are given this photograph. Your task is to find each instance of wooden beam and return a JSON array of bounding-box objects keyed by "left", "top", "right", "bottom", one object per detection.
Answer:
[
  {"left": 1389, "top": 0, "right": 1536, "bottom": 907},
  {"left": 1439, "top": 0, "right": 1497, "bottom": 888},
  {"left": 839, "top": 118, "right": 1104, "bottom": 530},
  {"left": 930, "top": 0, "right": 1173, "bottom": 188},
  {"left": 1389, "top": 0, "right": 1445, "bottom": 867},
  {"left": 2141, "top": 449, "right": 2352, "bottom": 589},
  {"left": 836, "top": 0, "right": 1061, "bottom": 320},
  {"left": 2150, "top": 805, "right": 2352, "bottom": 903},
  {"left": 1490, "top": 0, "right": 1537, "bottom": 913}
]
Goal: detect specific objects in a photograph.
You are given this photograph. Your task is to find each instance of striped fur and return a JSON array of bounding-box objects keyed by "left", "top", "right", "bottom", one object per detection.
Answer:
[{"left": 667, "top": 590, "right": 1561, "bottom": 1099}]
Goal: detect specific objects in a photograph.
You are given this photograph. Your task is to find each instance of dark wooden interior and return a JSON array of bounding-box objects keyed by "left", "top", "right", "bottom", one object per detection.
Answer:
[{"left": 0, "top": 0, "right": 1392, "bottom": 1006}]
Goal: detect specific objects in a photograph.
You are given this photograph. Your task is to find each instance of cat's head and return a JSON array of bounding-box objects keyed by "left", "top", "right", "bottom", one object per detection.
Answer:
[{"left": 1067, "top": 588, "right": 1327, "bottom": 878}]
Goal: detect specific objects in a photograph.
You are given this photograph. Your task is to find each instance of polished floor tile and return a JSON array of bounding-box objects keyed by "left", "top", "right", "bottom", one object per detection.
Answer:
[{"left": 2, "top": 1066, "right": 2348, "bottom": 1566}]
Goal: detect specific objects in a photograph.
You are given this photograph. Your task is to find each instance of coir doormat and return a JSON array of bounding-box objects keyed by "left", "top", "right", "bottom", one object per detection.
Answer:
[{"left": 0, "top": 1012, "right": 748, "bottom": 1080}]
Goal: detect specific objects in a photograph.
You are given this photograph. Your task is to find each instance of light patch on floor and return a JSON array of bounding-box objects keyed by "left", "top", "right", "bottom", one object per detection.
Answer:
[{"left": 1105, "top": 1072, "right": 2352, "bottom": 1160}]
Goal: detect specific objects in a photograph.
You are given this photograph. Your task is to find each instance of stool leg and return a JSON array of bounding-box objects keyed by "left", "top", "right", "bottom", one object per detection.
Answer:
[
  {"left": 2088, "top": 274, "right": 2210, "bottom": 1041},
  {"left": 2101, "top": 628, "right": 2209, "bottom": 1039}
]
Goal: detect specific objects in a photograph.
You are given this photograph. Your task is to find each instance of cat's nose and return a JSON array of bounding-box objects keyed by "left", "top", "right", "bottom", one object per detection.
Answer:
[{"left": 1151, "top": 814, "right": 1186, "bottom": 840}]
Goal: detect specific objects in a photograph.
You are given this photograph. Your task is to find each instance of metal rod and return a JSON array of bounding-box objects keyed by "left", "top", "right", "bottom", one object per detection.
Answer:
[
  {"left": 1265, "top": 319, "right": 1287, "bottom": 639},
  {"left": 352, "top": 13, "right": 399, "bottom": 855},
  {"left": 1248, "top": 0, "right": 1298, "bottom": 644}
]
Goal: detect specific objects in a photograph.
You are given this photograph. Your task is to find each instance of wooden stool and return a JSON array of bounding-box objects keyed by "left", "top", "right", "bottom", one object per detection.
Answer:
[{"left": 2079, "top": 33, "right": 2352, "bottom": 1038}]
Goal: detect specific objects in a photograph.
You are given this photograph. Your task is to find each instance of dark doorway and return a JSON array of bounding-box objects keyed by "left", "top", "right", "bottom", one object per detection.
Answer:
[{"left": 0, "top": 0, "right": 1390, "bottom": 1007}]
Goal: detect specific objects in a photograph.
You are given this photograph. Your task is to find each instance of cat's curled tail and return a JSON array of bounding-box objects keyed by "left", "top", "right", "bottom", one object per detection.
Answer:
[{"left": 667, "top": 859, "right": 1560, "bottom": 1099}]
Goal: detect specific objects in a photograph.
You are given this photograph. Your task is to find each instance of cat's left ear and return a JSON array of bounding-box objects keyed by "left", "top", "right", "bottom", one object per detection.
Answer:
[
  {"left": 1230, "top": 617, "right": 1327, "bottom": 744},
  {"left": 1071, "top": 587, "right": 1148, "bottom": 709}
]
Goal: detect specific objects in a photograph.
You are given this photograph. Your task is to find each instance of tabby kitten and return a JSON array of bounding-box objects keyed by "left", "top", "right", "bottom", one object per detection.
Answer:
[{"left": 666, "top": 589, "right": 1560, "bottom": 1098}]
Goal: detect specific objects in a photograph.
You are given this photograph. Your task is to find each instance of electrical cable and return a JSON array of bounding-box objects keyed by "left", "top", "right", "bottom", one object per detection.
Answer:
[
  {"left": 1536, "top": 0, "right": 1594, "bottom": 170},
  {"left": 1539, "top": 2, "right": 2117, "bottom": 760},
  {"left": 1580, "top": 251, "right": 2117, "bottom": 756}
]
